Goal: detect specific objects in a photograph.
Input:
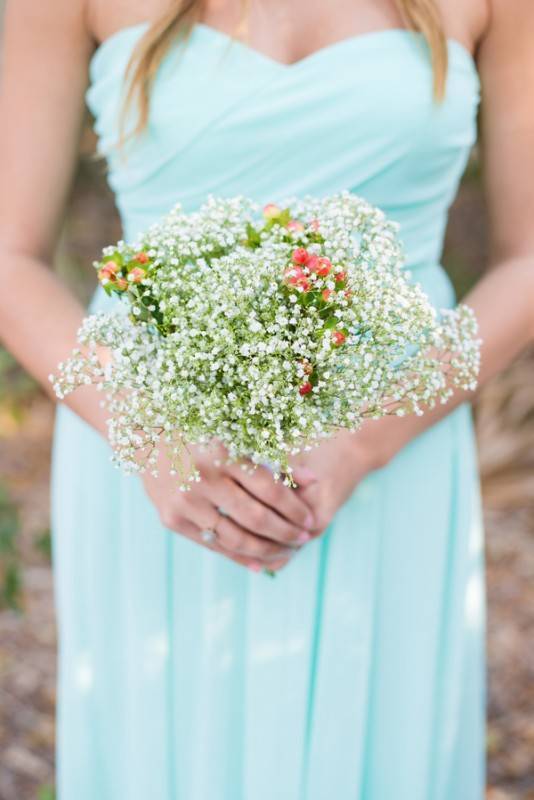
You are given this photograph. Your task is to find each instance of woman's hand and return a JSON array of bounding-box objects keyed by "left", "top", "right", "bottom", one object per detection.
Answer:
[
  {"left": 142, "top": 442, "right": 317, "bottom": 573},
  {"left": 290, "top": 422, "right": 389, "bottom": 537}
]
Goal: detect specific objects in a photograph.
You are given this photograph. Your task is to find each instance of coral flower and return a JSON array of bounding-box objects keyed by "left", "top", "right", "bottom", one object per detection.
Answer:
[
  {"left": 98, "top": 261, "right": 117, "bottom": 281},
  {"left": 292, "top": 247, "right": 310, "bottom": 265},
  {"left": 287, "top": 219, "right": 305, "bottom": 232},
  {"left": 128, "top": 267, "right": 146, "bottom": 283},
  {"left": 299, "top": 381, "right": 313, "bottom": 396},
  {"left": 263, "top": 203, "right": 281, "bottom": 219},
  {"left": 115, "top": 277, "right": 128, "bottom": 291},
  {"left": 306, "top": 254, "right": 320, "bottom": 272},
  {"left": 284, "top": 266, "right": 306, "bottom": 285},
  {"left": 316, "top": 256, "right": 332, "bottom": 277},
  {"left": 332, "top": 330, "right": 347, "bottom": 346},
  {"left": 335, "top": 271, "right": 347, "bottom": 283},
  {"left": 135, "top": 252, "right": 150, "bottom": 264},
  {"left": 322, "top": 289, "right": 332, "bottom": 301}
]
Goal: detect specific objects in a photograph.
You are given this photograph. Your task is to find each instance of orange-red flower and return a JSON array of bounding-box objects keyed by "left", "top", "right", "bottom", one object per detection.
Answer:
[
  {"left": 129, "top": 267, "right": 146, "bottom": 283},
  {"left": 299, "top": 381, "right": 313, "bottom": 396},
  {"left": 98, "top": 261, "right": 118, "bottom": 282},
  {"left": 292, "top": 247, "right": 309, "bottom": 266},
  {"left": 316, "top": 256, "right": 332, "bottom": 277}
]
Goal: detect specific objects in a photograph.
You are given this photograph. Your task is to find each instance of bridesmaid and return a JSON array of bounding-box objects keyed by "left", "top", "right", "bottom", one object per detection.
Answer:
[{"left": 0, "top": 0, "right": 533, "bottom": 798}]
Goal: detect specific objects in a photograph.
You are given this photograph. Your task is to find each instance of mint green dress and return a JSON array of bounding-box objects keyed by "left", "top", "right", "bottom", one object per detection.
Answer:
[{"left": 51, "top": 23, "right": 486, "bottom": 799}]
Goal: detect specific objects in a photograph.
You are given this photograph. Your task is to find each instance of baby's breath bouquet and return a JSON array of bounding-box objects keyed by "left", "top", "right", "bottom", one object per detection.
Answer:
[{"left": 52, "top": 191, "right": 480, "bottom": 488}]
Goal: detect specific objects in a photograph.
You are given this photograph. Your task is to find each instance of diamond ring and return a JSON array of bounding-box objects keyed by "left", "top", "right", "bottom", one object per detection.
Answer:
[{"left": 200, "top": 529, "right": 217, "bottom": 544}]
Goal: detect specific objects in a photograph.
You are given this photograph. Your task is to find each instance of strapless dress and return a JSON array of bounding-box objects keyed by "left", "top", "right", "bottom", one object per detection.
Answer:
[{"left": 51, "top": 23, "right": 485, "bottom": 799}]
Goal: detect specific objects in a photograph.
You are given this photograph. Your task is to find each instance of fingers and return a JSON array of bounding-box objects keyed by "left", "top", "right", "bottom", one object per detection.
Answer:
[
  {"left": 226, "top": 462, "right": 317, "bottom": 531},
  {"left": 290, "top": 465, "right": 319, "bottom": 489},
  {"left": 166, "top": 494, "right": 297, "bottom": 565},
  {"left": 214, "top": 513, "right": 296, "bottom": 564},
  {"left": 210, "top": 476, "right": 312, "bottom": 546},
  {"left": 295, "top": 483, "right": 331, "bottom": 536},
  {"left": 171, "top": 514, "right": 286, "bottom": 571}
]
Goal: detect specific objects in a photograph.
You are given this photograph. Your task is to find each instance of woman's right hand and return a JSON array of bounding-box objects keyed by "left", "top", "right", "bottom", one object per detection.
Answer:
[{"left": 141, "top": 442, "right": 318, "bottom": 573}]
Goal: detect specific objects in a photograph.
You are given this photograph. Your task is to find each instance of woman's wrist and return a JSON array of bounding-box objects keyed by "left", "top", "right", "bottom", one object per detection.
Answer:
[{"left": 349, "top": 408, "right": 446, "bottom": 473}]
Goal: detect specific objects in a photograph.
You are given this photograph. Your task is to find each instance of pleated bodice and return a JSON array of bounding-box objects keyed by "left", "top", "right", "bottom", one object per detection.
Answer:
[{"left": 87, "top": 24, "right": 480, "bottom": 286}]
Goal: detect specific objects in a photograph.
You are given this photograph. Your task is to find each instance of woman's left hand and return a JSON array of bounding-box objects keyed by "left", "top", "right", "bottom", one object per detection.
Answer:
[{"left": 290, "top": 425, "right": 384, "bottom": 538}]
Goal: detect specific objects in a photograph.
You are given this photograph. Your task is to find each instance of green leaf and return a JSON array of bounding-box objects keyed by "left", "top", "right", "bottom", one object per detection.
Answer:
[
  {"left": 277, "top": 208, "right": 291, "bottom": 225},
  {"left": 262, "top": 568, "right": 277, "bottom": 578},
  {"left": 245, "top": 222, "right": 261, "bottom": 248},
  {"left": 102, "top": 251, "right": 124, "bottom": 268},
  {"left": 323, "top": 316, "right": 339, "bottom": 329}
]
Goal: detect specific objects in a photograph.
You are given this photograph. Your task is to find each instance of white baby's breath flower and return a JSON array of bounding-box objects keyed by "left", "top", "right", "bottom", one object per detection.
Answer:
[{"left": 51, "top": 191, "right": 480, "bottom": 484}]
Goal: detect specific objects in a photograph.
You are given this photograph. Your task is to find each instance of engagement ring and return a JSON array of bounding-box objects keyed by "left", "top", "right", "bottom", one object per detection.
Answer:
[{"left": 200, "top": 529, "right": 217, "bottom": 544}]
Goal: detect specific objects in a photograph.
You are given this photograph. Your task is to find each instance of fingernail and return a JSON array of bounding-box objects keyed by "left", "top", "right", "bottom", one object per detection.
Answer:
[
  {"left": 304, "top": 512, "right": 315, "bottom": 529},
  {"left": 248, "top": 561, "right": 262, "bottom": 572},
  {"left": 265, "top": 550, "right": 293, "bottom": 561},
  {"left": 297, "top": 531, "right": 311, "bottom": 544}
]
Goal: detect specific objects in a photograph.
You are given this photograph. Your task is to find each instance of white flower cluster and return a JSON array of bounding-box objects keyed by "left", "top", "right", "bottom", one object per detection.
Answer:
[{"left": 51, "top": 191, "right": 481, "bottom": 487}]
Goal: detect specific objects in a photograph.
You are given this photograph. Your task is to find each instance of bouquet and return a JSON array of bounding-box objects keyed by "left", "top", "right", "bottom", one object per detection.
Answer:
[{"left": 51, "top": 191, "right": 480, "bottom": 489}]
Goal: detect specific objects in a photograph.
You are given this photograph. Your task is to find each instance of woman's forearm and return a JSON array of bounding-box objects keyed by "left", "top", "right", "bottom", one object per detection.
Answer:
[
  {"left": 363, "top": 254, "right": 534, "bottom": 469},
  {"left": 0, "top": 250, "right": 108, "bottom": 436}
]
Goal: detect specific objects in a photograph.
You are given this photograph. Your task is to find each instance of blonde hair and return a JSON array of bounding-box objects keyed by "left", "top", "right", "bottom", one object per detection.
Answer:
[{"left": 121, "top": 0, "right": 448, "bottom": 138}]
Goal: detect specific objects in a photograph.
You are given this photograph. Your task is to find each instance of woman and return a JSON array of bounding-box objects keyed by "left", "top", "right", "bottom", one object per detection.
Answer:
[{"left": 0, "top": 0, "right": 533, "bottom": 796}]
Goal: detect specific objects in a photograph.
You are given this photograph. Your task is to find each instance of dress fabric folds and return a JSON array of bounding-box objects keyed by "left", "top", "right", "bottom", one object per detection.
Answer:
[{"left": 51, "top": 23, "right": 486, "bottom": 799}]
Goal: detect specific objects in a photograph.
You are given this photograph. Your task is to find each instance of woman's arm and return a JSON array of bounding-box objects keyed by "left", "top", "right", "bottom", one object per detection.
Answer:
[
  {"left": 294, "top": 0, "right": 534, "bottom": 528},
  {"left": 0, "top": 0, "right": 315, "bottom": 572},
  {"left": 367, "top": 0, "right": 534, "bottom": 465},
  {"left": 0, "top": 0, "right": 107, "bottom": 431}
]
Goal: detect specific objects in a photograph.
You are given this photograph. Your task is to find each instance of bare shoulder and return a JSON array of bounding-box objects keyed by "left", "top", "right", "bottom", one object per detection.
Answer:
[
  {"left": 2, "top": 0, "right": 92, "bottom": 53},
  {"left": 87, "top": 0, "right": 170, "bottom": 45},
  {"left": 475, "top": 0, "right": 534, "bottom": 89},
  {"left": 438, "top": 0, "right": 491, "bottom": 54}
]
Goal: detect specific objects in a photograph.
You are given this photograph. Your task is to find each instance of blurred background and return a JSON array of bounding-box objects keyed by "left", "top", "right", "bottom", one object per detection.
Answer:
[{"left": 0, "top": 16, "right": 533, "bottom": 800}]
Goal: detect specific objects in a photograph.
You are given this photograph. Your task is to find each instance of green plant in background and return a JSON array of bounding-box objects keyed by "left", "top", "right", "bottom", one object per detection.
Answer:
[
  {"left": 37, "top": 785, "right": 56, "bottom": 800},
  {"left": 0, "top": 348, "right": 39, "bottom": 423},
  {"left": 0, "top": 483, "right": 22, "bottom": 611},
  {"left": 35, "top": 528, "right": 52, "bottom": 562}
]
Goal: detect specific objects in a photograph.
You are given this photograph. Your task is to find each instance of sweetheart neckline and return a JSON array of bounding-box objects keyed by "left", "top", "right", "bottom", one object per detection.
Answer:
[{"left": 89, "top": 20, "right": 479, "bottom": 80}]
